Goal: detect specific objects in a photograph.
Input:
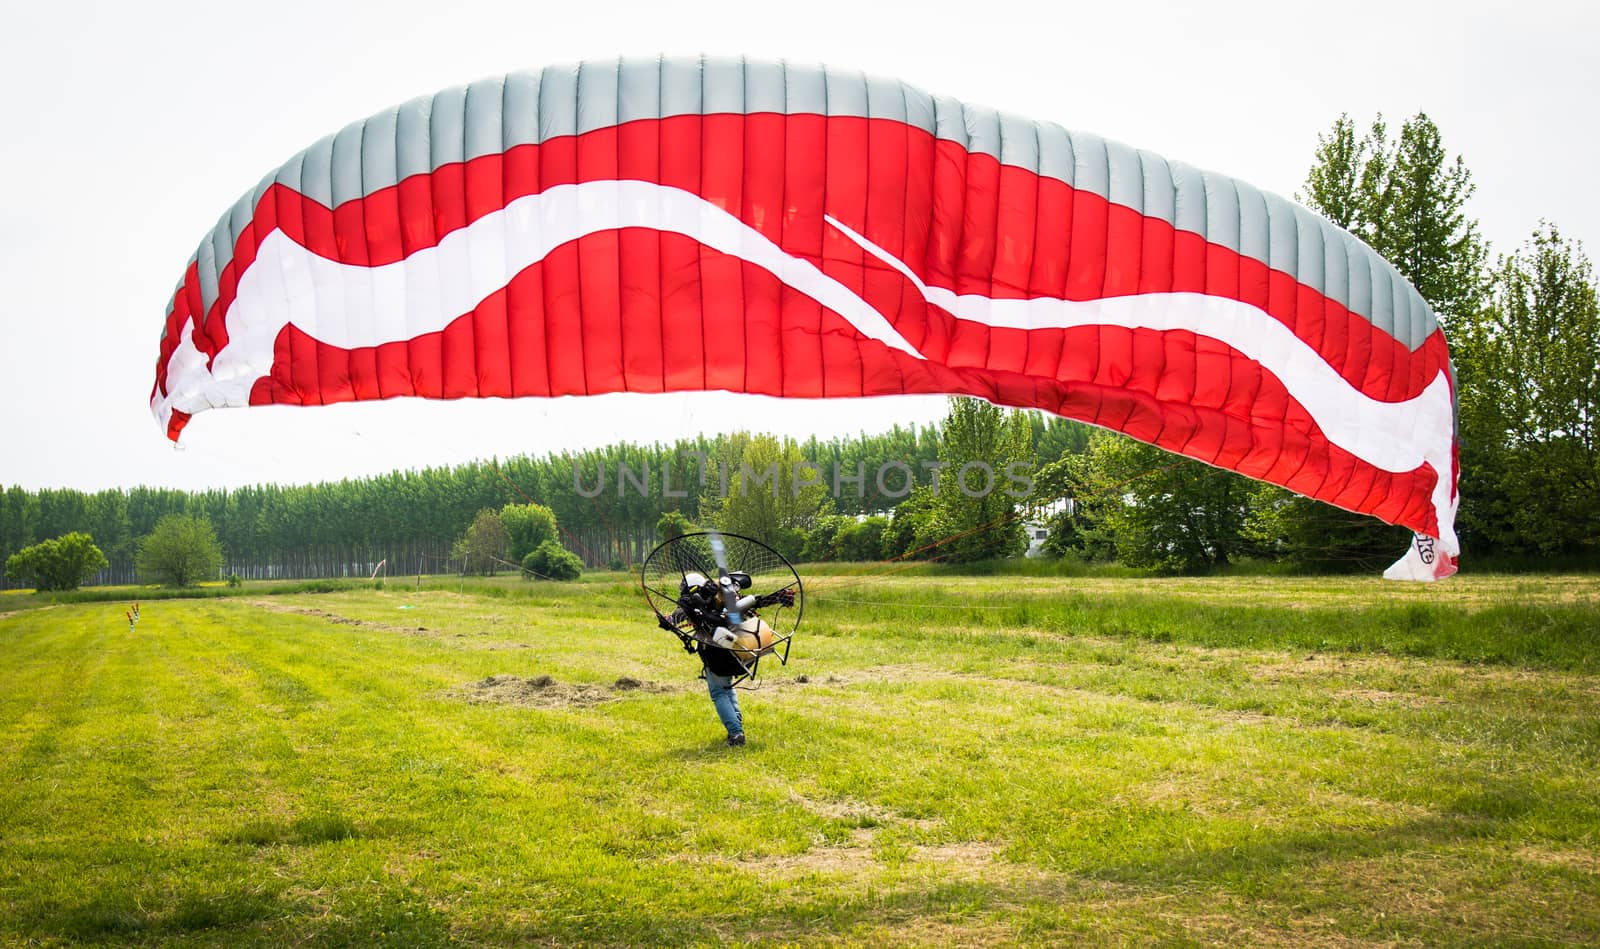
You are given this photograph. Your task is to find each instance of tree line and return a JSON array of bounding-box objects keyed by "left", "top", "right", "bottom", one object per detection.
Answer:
[{"left": 0, "top": 415, "right": 1082, "bottom": 588}]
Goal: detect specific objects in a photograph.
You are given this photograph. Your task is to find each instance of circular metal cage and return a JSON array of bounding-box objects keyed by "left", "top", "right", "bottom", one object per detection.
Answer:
[{"left": 640, "top": 531, "right": 803, "bottom": 681}]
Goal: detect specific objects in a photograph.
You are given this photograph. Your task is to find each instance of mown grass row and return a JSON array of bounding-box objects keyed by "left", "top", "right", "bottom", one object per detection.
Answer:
[{"left": 13, "top": 566, "right": 1598, "bottom": 671}]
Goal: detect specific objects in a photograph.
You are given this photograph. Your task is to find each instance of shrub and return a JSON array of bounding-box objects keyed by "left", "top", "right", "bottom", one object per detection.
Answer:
[
  {"left": 835, "top": 516, "right": 890, "bottom": 561},
  {"left": 522, "top": 540, "right": 583, "bottom": 581},
  {"left": 802, "top": 514, "right": 849, "bottom": 562},
  {"left": 883, "top": 489, "right": 939, "bottom": 559},
  {"left": 501, "top": 503, "right": 560, "bottom": 561},
  {"left": 3, "top": 532, "right": 108, "bottom": 592}
]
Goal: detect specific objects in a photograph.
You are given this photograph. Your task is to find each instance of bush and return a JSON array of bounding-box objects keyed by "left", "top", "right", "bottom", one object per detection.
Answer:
[
  {"left": 137, "top": 515, "right": 224, "bottom": 587},
  {"left": 835, "top": 516, "right": 890, "bottom": 561},
  {"left": 802, "top": 514, "right": 849, "bottom": 562},
  {"left": 226, "top": 573, "right": 243, "bottom": 588},
  {"left": 3, "top": 532, "right": 108, "bottom": 592},
  {"left": 522, "top": 540, "right": 583, "bottom": 581},
  {"left": 501, "top": 503, "right": 560, "bottom": 562},
  {"left": 883, "top": 489, "right": 940, "bottom": 559}
]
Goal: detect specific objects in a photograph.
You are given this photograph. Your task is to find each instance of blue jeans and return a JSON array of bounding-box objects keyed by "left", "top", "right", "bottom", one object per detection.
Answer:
[{"left": 705, "top": 671, "right": 743, "bottom": 737}]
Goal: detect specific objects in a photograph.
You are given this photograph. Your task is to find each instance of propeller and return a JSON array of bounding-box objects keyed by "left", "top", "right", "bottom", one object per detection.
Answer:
[{"left": 707, "top": 530, "right": 743, "bottom": 626}]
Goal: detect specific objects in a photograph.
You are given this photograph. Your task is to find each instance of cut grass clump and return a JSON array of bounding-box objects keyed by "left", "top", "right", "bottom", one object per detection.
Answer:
[
  {"left": 47, "top": 891, "right": 282, "bottom": 939},
  {"left": 221, "top": 814, "right": 361, "bottom": 846}
]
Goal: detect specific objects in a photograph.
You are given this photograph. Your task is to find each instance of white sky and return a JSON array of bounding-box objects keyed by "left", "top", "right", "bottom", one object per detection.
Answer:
[{"left": 1, "top": 0, "right": 1593, "bottom": 492}]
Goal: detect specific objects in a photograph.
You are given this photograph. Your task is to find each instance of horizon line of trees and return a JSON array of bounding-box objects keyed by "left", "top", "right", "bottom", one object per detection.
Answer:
[{"left": 0, "top": 414, "right": 1086, "bottom": 588}]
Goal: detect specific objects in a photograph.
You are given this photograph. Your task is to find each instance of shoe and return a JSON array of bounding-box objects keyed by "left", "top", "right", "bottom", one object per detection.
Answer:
[{"left": 725, "top": 733, "right": 746, "bottom": 747}]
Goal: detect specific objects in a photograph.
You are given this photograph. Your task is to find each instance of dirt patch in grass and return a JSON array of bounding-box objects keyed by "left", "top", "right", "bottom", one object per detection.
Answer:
[
  {"left": 607, "top": 676, "right": 682, "bottom": 694},
  {"left": 744, "top": 671, "right": 838, "bottom": 690},
  {"left": 722, "top": 831, "right": 1009, "bottom": 880},
  {"left": 869, "top": 920, "right": 1026, "bottom": 948},
  {"left": 913, "top": 840, "right": 1010, "bottom": 872},
  {"left": 733, "top": 828, "right": 878, "bottom": 875},
  {"left": 1333, "top": 688, "right": 1438, "bottom": 708},
  {"left": 451, "top": 674, "right": 678, "bottom": 708},
  {"left": 0, "top": 602, "right": 64, "bottom": 617},
  {"left": 1514, "top": 845, "right": 1600, "bottom": 874},
  {"left": 787, "top": 790, "right": 940, "bottom": 830},
  {"left": 706, "top": 792, "right": 1015, "bottom": 880},
  {"left": 1250, "top": 651, "right": 1600, "bottom": 697}
]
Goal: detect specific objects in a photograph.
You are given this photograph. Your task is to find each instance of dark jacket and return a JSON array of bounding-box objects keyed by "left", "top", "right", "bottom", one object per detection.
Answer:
[
  {"left": 670, "top": 595, "right": 751, "bottom": 678},
  {"left": 697, "top": 642, "right": 748, "bottom": 678}
]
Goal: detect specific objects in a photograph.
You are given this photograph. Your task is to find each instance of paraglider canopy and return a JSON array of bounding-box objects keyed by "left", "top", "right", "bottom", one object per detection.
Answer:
[{"left": 150, "top": 55, "right": 1459, "bottom": 579}]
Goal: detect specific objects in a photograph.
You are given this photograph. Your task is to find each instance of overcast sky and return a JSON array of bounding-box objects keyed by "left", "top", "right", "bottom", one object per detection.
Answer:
[{"left": 1, "top": 0, "right": 1592, "bottom": 492}]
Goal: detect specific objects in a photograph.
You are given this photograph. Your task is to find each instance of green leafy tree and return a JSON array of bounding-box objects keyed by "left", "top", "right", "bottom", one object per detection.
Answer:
[
  {"left": 452, "top": 510, "right": 509, "bottom": 576},
  {"left": 1454, "top": 224, "right": 1600, "bottom": 555},
  {"left": 1031, "top": 454, "right": 1116, "bottom": 562},
  {"left": 500, "top": 503, "right": 559, "bottom": 562},
  {"left": 1302, "top": 112, "right": 1488, "bottom": 325},
  {"left": 1030, "top": 415, "right": 1094, "bottom": 468},
  {"left": 1301, "top": 114, "right": 1375, "bottom": 234},
  {"left": 4, "top": 532, "right": 108, "bottom": 591},
  {"left": 925, "top": 398, "right": 1032, "bottom": 563},
  {"left": 706, "top": 434, "right": 833, "bottom": 560},
  {"left": 1240, "top": 484, "right": 1406, "bottom": 573},
  {"left": 522, "top": 539, "right": 583, "bottom": 581},
  {"left": 883, "top": 488, "right": 939, "bottom": 560},
  {"left": 1079, "top": 431, "right": 1254, "bottom": 573},
  {"left": 1373, "top": 116, "right": 1490, "bottom": 326},
  {"left": 137, "top": 515, "right": 224, "bottom": 587},
  {"left": 1039, "top": 504, "right": 1113, "bottom": 562}
]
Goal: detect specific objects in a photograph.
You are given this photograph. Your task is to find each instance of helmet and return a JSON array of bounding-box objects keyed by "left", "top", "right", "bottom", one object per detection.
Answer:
[{"left": 680, "top": 572, "right": 710, "bottom": 598}]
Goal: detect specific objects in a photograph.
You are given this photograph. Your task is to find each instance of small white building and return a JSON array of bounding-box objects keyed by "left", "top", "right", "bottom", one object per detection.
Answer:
[
  {"left": 1021, "top": 498, "right": 1073, "bottom": 557},
  {"left": 1023, "top": 521, "right": 1051, "bottom": 558}
]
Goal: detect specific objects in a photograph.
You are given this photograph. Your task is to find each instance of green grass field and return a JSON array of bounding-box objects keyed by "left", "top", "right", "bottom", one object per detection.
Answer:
[{"left": 2, "top": 573, "right": 1598, "bottom": 946}]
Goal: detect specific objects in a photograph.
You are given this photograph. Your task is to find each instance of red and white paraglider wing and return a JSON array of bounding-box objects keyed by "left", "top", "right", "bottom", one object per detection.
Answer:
[{"left": 150, "top": 56, "right": 1459, "bottom": 580}]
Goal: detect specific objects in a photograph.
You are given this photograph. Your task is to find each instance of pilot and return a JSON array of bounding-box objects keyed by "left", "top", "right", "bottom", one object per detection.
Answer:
[{"left": 662, "top": 570, "right": 792, "bottom": 747}]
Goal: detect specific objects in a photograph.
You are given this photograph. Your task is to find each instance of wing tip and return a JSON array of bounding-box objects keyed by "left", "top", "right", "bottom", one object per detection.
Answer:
[{"left": 166, "top": 409, "right": 192, "bottom": 443}]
